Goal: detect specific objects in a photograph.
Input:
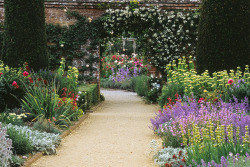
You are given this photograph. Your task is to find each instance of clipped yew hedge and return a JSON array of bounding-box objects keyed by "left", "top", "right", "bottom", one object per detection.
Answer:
[
  {"left": 196, "top": 0, "right": 250, "bottom": 74},
  {"left": 1, "top": 0, "right": 48, "bottom": 71}
]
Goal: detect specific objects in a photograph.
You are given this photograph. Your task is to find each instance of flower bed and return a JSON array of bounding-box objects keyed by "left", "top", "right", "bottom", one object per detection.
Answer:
[
  {"left": 151, "top": 58, "right": 250, "bottom": 166},
  {"left": 0, "top": 58, "right": 101, "bottom": 166}
]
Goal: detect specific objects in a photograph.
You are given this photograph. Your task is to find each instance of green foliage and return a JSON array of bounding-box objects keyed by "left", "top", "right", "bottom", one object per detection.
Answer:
[
  {"left": 226, "top": 81, "right": 250, "bottom": 103},
  {"left": 10, "top": 155, "right": 25, "bottom": 167},
  {"left": 78, "top": 84, "right": 99, "bottom": 110},
  {"left": 134, "top": 75, "right": 149, "bottom": 96},
  {"left": 146, "top": 77, "right": 162, "bottom": 103},
  {"left": 196, "top": 0, "right": 250, "bottom": 74},
  {"left": 162, "top": 130, "right": 183, "bottom": 148},
  {"left": 0, "top": 112, "right": 25, "bottom": 126},
  {"left": 2, "top": 0, "right": 48, "bottom": 71},
  {"left": 158, "top": 84, "right": 184, "bottom": 108},
  {"left": 226, "top": 154, "right": 250, "bottom": 167},
  {"left": 100, "top": 93, "right": 105, "bottom": 102},
  {"left": 33, "top": 117, "right": 62, "bottom": 134},
  {"left": 21, "top": 81, "right": 76, "bottom": 128},
  {"left": 7, "top": 127, "right": 33, "bottom": 155},
  {"left": 0, "top": 62, "right": 28, "bottom": 111}
]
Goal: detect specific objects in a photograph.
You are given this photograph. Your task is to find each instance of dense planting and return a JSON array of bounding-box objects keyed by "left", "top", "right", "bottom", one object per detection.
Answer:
[{"left": 151, "top": 60, "right": 250, "bottom": 166}]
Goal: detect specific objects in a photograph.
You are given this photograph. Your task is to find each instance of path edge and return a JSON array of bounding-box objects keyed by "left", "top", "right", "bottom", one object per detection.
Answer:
[{"left": 21, "top": 101, "right": 103, "bottom": 167}]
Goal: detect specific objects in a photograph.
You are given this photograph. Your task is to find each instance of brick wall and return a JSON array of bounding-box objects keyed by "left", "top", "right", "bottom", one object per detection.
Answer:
[{"left": 0, "top": 0, "right": 200, "bottom": 26}]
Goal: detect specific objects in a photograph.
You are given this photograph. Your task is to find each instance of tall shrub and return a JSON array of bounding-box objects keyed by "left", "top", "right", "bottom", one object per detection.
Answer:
[
  {"left": 196, "top": 0, "right": 250, "bottom": 74},
  {"left": 1, "top": 0, "right": 48, "bottom": 71}
]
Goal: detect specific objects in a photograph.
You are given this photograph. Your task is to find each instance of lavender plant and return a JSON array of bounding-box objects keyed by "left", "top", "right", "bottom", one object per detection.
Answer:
[
  {"left": 0, "top": 123, "right": 12, "bottom": 167},
  {"left": 151, "top": 98, "right": 250, "bottom": 143},
  {"left": 191, "top": 152, "right": 250, "bottom": 167}
]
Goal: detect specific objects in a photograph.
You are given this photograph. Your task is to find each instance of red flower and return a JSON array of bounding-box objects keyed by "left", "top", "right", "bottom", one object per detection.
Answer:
[
  {"left": 179, "top": 165, "right": 183, "bottom": 167},
  {"left": 44, "top": 80, "right": 48, "bottom": 85},
  {"left": 178, "top": 150, "right": 182, "bottom": 156},
  {"left": 28, "top": 77, "right": 33, "bottom": 83},
  {"left": 22, "top": 71, "right": 29, "bottom": 77},
  {"left": 228, "top": 79, "right": 234, "bottom": 85},
  {"left": 165, "top": 163, "right": 172, "bottom": 167},
  {"left": 198, "top": 98, "right": 205, "bottom": 104},
  {"left": 52, "top": 117, "right": 56, "bottom": 121},
  {"left": 37, "top": 78, "right": 42, "bottom": 81},
  {"left": 26, "top": 66, "right": 30, "bottom": 71},
  {"left": 181, "top": 158, "right": 186, "bottom": 162},
  {"left": 12, "top": 81, "right": 19, "bottom": 88},
  {"left": 214, "top": 98, "right": 218, "bottom": 102},
  {"left": 0, "top": 72, "right": 3, "bottom": 76},
  {"left": 172, "top": 154, "right": 177, "bottom": 159}
]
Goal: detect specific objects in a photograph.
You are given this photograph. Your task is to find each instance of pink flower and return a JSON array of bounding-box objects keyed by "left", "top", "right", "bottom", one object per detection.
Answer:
[
  {"left": 0, "top": 72, "right": 3, "bottom": 76},
  {"left": 228, "top": 79, "right": 234, "bottom": 85},
  {"left": 22, "top": 71, "right": 29, "bottom": 77},
  {"left": 12, "top": 81, "right": 19, "bottom": 88}
]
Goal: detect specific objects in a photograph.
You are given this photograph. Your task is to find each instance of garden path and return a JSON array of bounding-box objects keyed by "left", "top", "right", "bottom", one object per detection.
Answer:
[{"left": 31, "top": 89, "right": 160, "bottom": 167}]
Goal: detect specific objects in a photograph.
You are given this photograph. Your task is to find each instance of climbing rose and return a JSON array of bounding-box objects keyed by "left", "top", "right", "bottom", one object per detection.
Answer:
[
  {"left": 172, "top": 154, "right": 177, "bottom": 159},
  {"left": 0, "top": 72, "right": 3, "bottom": 76},
  {"left": 22, "top": 71, "right": 29, "bottom": 77},
  {"left": 12, "top": 81, "right": 19, "bottom": 88},
  {"left": 28, "top": 77, "right": 33, "bottom": 83},
  {"left": 26, "top": 65, "right": 30, "bottom": 71},
  {"left": 228, "top": 79, "right": 234, "bottom": 85}
]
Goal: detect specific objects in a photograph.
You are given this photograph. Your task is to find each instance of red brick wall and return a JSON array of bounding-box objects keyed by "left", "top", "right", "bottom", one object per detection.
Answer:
[{"left": 0, "top": 1, "right": 200, "bottom": 26}]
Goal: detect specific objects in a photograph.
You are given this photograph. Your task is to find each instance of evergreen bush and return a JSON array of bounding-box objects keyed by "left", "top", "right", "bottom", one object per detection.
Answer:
[
  {"left": 2, "top": 0, "right": 48, "bottom": 71},
  {"left": 196, "top": 0, "right": 250, "bottom": 74}
]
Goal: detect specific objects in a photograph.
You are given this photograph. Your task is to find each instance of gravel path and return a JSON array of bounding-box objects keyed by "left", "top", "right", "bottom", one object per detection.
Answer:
[{"left": 31, "top": 89, "right": 160, "bottom": 167}]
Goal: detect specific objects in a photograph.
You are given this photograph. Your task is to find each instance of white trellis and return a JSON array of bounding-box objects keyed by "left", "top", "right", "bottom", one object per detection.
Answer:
[{"left": 122, "top": 37, "right": 137, "bottom": 54}]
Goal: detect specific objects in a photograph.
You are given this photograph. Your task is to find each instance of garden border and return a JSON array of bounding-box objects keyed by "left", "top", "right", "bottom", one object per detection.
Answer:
[{"left": 21, "top": 101, "right": 104, "bottom": 167}]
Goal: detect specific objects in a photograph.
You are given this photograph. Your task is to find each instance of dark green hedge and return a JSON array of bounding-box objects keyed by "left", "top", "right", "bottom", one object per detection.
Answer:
[
  {"left": 1, "top": 0, "right": 48, "bottom": 71},
  {"left": 196, "top": 0, "right": 250, "bottom": 74}
]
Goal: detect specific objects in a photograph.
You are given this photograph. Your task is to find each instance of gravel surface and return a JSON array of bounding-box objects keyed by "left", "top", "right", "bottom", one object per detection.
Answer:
[{"left": 31, "top": 89, "right": 160, "bottom": 167}]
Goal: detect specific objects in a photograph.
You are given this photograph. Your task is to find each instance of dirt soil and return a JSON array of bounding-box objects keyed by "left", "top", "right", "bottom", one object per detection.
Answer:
[{"left": 31, "top": 89, "right": 160, "bottom": 167}]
